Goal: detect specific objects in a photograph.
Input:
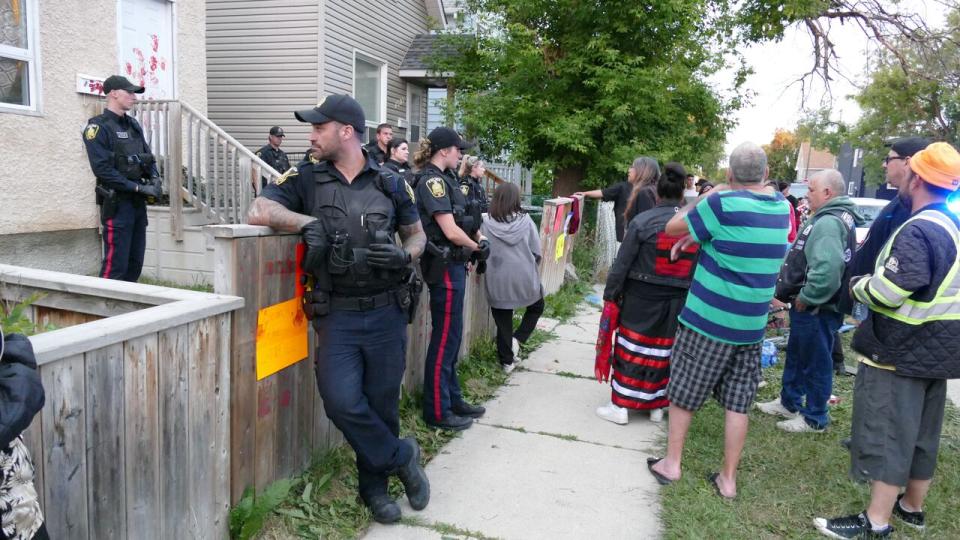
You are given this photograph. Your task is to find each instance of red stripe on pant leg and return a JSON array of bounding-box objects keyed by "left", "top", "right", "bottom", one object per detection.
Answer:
[
  {"left": 617, "top": 326, "right": 675, "bottom": 347},
  {"left": 102, "top": 218, "right": 115, "bottom": 278},
  {"left": 432, "top": 270, "right": 454, "bottom": 421},
  {"left": 613, "top": 370, "right": 670, "bottom": 391}
]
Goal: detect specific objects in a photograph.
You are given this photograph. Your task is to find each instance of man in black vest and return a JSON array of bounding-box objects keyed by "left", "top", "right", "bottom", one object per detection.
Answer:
[
  {"left": 364, "top": 123, "right": 392, "bottom": 165},
  {"left": 757, "top": 169, "right": 864, "bottom": 433},
  {"left": 247, "top": 94, "right": 428, "bottom": 525},
  {"left": 255, "top": 126, "right": 291, "bottom": 188},
  {"left": 82, "top": 75, "right": 162, "bottom": 282}
]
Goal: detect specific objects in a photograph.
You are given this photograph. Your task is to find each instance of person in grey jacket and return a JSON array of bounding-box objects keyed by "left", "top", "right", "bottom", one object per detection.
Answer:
[{"left": 480, "top": 183, "right": 544, "bottom": 372}]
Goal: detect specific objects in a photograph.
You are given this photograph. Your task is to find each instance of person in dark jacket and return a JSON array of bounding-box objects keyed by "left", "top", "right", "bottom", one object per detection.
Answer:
[
  {"left": 595, "top": 163, "right": 698, "bottom": 425},
  {"left": 574, "top": 157, "right": 661, "bottom": 242},
  {"left": 255, "top": 126, "right": 291, "bottom": 183},
  {"left": 814, "top": 142, "right": 960, "bottom": 539},
  {"left": 0, "top": 330, "right": 47, "bottom": 540},
  {"left": 383, "top": 138, "right": 412, "bottom": 183},
  {"left": 364, "top": 123, "right": 393, "bottom": 165}
]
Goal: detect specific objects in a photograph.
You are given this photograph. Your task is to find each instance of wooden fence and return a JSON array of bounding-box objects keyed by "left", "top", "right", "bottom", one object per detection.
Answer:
[
  {"left": 0, "top": 264, "right": 244, "bottom": 539},
  {"left": 539, "top": 196, "right": 585, "bottom": 295}
]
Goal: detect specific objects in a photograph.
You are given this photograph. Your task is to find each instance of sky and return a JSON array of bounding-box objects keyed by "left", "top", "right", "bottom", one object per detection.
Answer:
[{"left": 720, "top": 1, "right": 950, "bottom": 157}]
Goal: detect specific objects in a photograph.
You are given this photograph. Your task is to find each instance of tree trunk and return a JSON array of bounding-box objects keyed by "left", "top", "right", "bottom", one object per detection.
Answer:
[{"left": 553, "top": 165, "right": 585, "bottom": 197}]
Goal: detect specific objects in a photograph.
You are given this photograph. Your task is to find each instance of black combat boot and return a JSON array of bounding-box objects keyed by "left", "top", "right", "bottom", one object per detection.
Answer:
[
  {"left": 452, "top": 401, "right": 486, "bottom": 418},
  {"left": 396, "top": 437, "right": 430, "bottom": 510},
  {"left": 364, "top": 494, "right": 401, "bottom": 524}
]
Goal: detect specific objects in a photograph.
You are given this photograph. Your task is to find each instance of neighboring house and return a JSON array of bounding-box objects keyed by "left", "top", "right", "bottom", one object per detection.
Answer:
[
  {"left": 206, "top": 0, "right": 456, "bottom": 156},
  {"left": 0, "top": 0, "right": 207, "bottom": 275},
  {"left": 795, "top": 141, "right": 836, "bottom": 183}
]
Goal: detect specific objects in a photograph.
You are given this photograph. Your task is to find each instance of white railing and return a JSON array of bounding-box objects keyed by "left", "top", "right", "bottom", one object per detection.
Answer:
[
  {"left": 131, "top": 100, "right": 281, "bottom": 240},
  {"left": 486, "top": 161, "right": 533, "bottom": 199}
]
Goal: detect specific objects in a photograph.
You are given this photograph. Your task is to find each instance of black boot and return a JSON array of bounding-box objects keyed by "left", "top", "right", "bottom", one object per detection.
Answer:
[
  {"left": 452, "top": 401, "right": 486, "bottom": 418},
  {"left": 396, "top": 437, "right": 430, "bottom": 510},
  {"left": 364, "top": 494, "right": 401, "bottom": 524},
  {"left": 424, "top": 413, "right": 473, "bottom": 431}
]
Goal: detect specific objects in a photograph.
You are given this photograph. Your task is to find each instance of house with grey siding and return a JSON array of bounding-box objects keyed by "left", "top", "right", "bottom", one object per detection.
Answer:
[{"left": 206, "top": 0, "right": 458, "bottom": 158}]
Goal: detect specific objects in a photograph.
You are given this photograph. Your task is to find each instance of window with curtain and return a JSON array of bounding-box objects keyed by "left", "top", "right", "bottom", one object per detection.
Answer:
[
  {"left": 0, "top": 0, "right": 37, "bottom": 109},
  {"left": 354, "top": 53, "right": 384, "bottom": 127}
]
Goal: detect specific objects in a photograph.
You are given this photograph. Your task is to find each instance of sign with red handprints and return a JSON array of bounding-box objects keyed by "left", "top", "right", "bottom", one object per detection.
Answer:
[
  {"left": 119, "top": 0, "right": 174, "bottom": 100},
  {"left": 76, "top": 74, "right": 105, "bottom": 96}
]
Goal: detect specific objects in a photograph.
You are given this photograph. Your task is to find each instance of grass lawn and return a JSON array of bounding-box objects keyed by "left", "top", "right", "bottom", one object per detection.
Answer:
[{"left": 660, "top": 330, "right": 960, "bottom": 539}]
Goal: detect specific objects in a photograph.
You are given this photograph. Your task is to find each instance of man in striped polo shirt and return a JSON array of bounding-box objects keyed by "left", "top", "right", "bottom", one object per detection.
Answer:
[{"left": 647, "top": 142, "right": 790, "bottom": 499}]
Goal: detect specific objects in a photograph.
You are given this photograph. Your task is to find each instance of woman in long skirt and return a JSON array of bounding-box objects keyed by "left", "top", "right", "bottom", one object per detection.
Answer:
[{"left": 595, "top": 162, "right": 698, "bottom": 424}]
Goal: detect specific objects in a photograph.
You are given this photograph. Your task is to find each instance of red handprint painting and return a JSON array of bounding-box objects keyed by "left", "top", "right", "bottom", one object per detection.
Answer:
[{"left": 119, "top": 0, "right": 174, "bottom": 99}]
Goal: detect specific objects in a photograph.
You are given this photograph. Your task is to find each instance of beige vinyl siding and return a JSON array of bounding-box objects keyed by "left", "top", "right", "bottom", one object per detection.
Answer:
[
  {"left": 206, "top": 0, "right": 320, "bottom": 151},
  {"left": 323, "top": 0, "right": 430, "bottom": 142}
]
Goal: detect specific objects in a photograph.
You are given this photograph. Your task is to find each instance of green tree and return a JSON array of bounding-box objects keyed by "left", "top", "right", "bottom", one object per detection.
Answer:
[
  {"left": 436, "top": 1, "right": 741, "bottom": 194},
  {"left": 763, "top": 128, "right": 800, "bottom": 182}
]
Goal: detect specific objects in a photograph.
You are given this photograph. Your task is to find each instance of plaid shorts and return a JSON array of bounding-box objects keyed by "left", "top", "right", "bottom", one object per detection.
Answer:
[{"left": 667, "top": 324, "right": 762, "bottom": 414}]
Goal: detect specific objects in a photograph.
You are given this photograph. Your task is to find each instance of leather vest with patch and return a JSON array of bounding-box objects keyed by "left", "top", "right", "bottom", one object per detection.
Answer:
[{"left": 775, "top": 206, "right": 857, "bottom": 306}]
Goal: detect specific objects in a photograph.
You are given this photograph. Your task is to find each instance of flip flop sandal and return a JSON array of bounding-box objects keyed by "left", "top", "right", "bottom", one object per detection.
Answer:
[
  {"left": 708, "top": 472, "right": 736, "bottom": 500},
  {"left": 646, "top": 457, "right": 673, "bottom": 486}
]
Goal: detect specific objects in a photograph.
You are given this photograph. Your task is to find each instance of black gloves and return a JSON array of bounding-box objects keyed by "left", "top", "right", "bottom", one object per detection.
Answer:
[
  {"left": 367, "top": 243, "right": 411, "bottom": 269},
  {"left": 301, "top": 220, "right": 328, "bottom": 273},
  {"left": 139, "top": 179, "right": 163, "bottom": 200},
  {"left": 472, "top": 239, "right": 490, "bottom": 262},
  {"left": 476, "top": 260, "right": 487, "bottom": 275}
]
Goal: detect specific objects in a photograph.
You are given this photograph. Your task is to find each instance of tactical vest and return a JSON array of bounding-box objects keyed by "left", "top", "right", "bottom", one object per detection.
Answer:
[
  {"left": 308, "top": 163, "right": 406, "bottom": 295},
  {"left": 774, "top": 206, "right": 857, "bottom": 306},
  {"left": 418, "top": 168, "right": 472, "bottom": 246},
  {"left": 459, "top": 177, "right": 486, "bottom": 237},
  {"left": 100, "top": 113, "right": 152, "bottom": 181}
]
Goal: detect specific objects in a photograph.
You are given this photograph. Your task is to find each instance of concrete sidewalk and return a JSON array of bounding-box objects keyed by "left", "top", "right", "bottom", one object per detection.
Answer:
[{"left": 363, "top": 299, "right": 665, "bottom": 540}]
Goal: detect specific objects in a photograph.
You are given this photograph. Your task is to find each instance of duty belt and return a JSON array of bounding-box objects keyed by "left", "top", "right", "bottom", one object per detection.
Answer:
[{"left": 330, "top": 290, "right": 395, "bottom": 311}]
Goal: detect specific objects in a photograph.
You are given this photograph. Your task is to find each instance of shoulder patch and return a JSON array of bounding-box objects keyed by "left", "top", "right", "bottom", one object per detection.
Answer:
[
  {"left": 460, "top": 184, "right": 470, "bottom": 196},
  {"left": 885, "top": 256, "right": 900, "bottom": 274},
  {"left": 308, "top": 153, "right": 320, "bottom": 164},
  {"left": 276, "top": 166, "right": 298, "bottom": 186},
  {"left": 426, "top": 177, "right": 446, "bottom": 199},
  {"left": 405, "top": 181, "right": 416, "bottom": 203},
  {"left": 84, "top": 124, "right": 99, "bottom": 141},
  {"left": 256, "top": 150, "right": 262, "bottom": 157}
]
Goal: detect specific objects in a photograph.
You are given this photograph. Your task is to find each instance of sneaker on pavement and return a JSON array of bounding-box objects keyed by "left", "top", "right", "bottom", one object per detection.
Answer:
[
  {"left": 649, "top": 408, "right": 664, "bottom": 423},
  {"left": 892, "top": 494, "right": 925, "bottom": 531},
  {"left": 756, "top": 398, "right": 799, "bottom": 419},
  {"left": 777, "top": 415, "right": 826, "bottom": 433},
  {"left": 596, "top": 402, "right": 628, "bottom": 425},
  {"left": 512, "top": 338, "right": 521, "bottom": 359},
  {"left": 813, "top": 512, "right": 893, "bottom": 538},
  {"left": 502, "top": 362, "right": 516, "bottom": 374}
]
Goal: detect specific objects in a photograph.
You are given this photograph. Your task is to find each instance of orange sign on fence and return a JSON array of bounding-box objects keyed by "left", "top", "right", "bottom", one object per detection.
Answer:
[{"left": 255, "top": 298, "right": 309, "bottom": 380}]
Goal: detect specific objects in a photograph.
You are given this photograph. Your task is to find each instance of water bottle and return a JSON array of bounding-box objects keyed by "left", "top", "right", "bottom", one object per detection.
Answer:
[{"left": 761, "top": 339, "right": 778, "bottom": 368}]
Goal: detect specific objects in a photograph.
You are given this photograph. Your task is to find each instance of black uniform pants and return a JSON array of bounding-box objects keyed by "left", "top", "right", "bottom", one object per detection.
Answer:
[
  {"left": 312, "top": 301, "right": 412, "bottom": 502},
  {"left": 100, "top": 198, "right": 147, "bottom": 282}
]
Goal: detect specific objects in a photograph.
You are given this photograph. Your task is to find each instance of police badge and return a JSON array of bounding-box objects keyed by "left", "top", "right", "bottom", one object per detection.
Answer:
[
  {"left": 84, "top": 124, "right": 99, "bottom": 141},
  {"left": 426, "top": 177, "right": 446, "bottom": 198},
  {"left": 405, "top": 181, "right": 416, "bottom": 203},
  {"left": 460, "top": 185, "right": 470, "bottom": 196}
]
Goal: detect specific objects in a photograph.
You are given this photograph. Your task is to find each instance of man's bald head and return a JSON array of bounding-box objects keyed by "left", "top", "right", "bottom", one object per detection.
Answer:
[{"left": 728, "top": 142, "right": 768, "bottom": 185}]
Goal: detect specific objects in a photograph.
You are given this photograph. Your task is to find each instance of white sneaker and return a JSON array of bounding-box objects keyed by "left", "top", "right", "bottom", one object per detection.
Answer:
[
  {"left": 755, "top": 399, "right": 799, "bottom": 419},
  {"left": 649, "top": 408, "right": 664, "bottom": 423},
  {"left": 776, "top": 415, "right": 825, "bottom": 433},
  {"left": 512, "top": 338, "right": 521, "bottom": 359},
  {"left": 596, "top": 402, "right": 628, "bottom": 425},
  {"left": 502, "top": 362, "right": 516, "bottom": 374}
]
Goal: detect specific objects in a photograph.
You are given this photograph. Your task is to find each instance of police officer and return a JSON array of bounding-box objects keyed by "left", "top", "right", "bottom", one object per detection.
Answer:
[
  {"left": 255, "top": 126, "right": 291, "bottom": 188},
  {"left": 247, "top": 95, "right": 429, "bottom": 524},
  {"left": 364, "top": 123, "right": 393, "bottom": 165},
  {"left": 458, "top": 155, "right": 489, "bottom": 273},
  {"left": 412, "top": 127, "right": 490, "bottom": 431},
  {"left": 82, "top": 75, "right": 162, "bottom": 282}
]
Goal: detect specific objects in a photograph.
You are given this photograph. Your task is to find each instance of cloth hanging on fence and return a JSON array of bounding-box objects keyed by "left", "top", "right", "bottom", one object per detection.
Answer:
[{"left": 567, "top": 197, "right": 581, "bottom": 235}]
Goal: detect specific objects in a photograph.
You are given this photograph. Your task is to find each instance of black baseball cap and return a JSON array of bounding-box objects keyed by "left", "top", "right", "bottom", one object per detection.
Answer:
[
  {"left": 427, "top": 126, "right": 475, "bottom": 151},
  {"left": 102, "top": 75, "right": 145, "bottom": 94},
  {"left": 295, "top": 94, "right": 365, "bottom": 133},
  {"left": 886, "top": 136, "right": 931, "bottom": 158},
  {"left": 269, "top": 126, "right": 285, "bottom": 137}
]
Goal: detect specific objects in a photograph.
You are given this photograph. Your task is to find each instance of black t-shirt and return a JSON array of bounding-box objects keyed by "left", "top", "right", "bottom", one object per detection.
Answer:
[
  {"left": 601, "top": 181, "right": 655, "bottom": 242},
  {"left": 260, "top": 155, "right": 419, "bottom": 227}
]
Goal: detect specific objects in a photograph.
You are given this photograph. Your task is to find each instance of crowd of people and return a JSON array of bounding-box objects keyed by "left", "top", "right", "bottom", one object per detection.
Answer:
[{"left": 592, "top": 138, "right": 960, "bottom": 538}]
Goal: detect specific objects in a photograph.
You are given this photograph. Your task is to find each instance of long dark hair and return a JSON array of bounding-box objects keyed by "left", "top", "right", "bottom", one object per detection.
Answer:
[
  {"left": 657, "top": 162, "right": 687, "bottom": 202},
  {"left": 386, "top": 138, "right": 408, "bottom": 162},
  {"left": 489, "top": 182, "right": 523, "bottom": 223},
  {"left": 623, "top": 157, "right": 661, "bottom": 223}
]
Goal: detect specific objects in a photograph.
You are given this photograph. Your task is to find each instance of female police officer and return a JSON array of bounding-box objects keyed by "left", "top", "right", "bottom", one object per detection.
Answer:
[
  {"left": 247, "top": 94, "right": 428, "bottom": 524},
  {"left": 412, "top": 127, "right": 490, "bottom": 431}
]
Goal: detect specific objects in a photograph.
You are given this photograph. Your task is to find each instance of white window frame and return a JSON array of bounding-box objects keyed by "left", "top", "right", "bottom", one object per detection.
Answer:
[
  {"left": 407, "top": 83, "right": 424, "bottom": 142},
  {"left": 352, "top": 49, "right": 388, "bottom": 129},
  {"left": 0, "top": 0, "right": 42, "bottom": 115}
]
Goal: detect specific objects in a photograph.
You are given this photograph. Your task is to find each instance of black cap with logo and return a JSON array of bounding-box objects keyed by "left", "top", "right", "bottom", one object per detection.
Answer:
[
  {"left": 427, "top": 126, "right": 475, "bottom": 151},
  {"left": 295, "top": 94, "right": 366, "bottom": 133},
  {"left": 102, "top": 75, "right": 145, "bottom": 94},
  {"left": 269, "top": 126, "right": 285, "bottom": 137}
]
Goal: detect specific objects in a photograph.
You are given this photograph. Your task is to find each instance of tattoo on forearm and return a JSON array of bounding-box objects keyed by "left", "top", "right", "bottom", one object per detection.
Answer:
[
  {"left": 399, "top": 222, "right": 427, "bottom": 260},
  {"left": 246, "top": 198, "right": 314, "bottom": 232}
]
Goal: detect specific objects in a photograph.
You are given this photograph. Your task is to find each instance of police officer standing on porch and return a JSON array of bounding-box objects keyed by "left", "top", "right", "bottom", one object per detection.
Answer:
[
  {"left": 412, "top": 127, "right": 490, "bottom": 431},
  {"left": 82, "top": 75, "right": 162, "bottom": 282},
  {"left": 256, "top": 126, "right": 291, "bottom": 188},
  {"left": 247, "top": 94, "right": 429, "bottom": 524}
]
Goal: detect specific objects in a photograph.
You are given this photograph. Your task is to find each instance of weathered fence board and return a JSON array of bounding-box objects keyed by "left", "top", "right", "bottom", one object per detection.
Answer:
[
  {"left": 85, "top": 343, "right": 127, "bottom": 539},
  {"left": 124, "top": 334, "right": 161, "bottom": 540},
  {"left": 158, "top": 325, "right": 189, "bottom": 538}
]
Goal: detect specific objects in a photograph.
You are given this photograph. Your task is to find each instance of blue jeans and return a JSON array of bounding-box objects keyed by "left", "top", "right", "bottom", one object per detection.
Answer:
[
  {"left": 781, "top": 308, "right": 843, "bottom": 429},
  {"left": 313, "top": 302, "right": 411, "bottom": 502}
]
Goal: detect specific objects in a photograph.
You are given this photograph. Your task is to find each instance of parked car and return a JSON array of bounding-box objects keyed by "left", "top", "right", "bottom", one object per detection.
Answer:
[
  {"left": 789, "top": 182, "right": 809, "bottom": 200},
  {"left": 850, "top": 197, "right": 889, "bottom": 245}
]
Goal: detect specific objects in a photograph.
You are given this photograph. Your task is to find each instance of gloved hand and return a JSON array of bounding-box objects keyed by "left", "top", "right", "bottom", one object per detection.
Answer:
[
  {"left": 476, "top": 260, "right": 487, "bottom": 275},
  {"left": 594, "top": 300, "right": 621, "bottom": 383},
  {"left": 301, "top": 220, "right": 327, "bottom": 273},
  {"left": 367, "top": 243, "right": 411, "bottom": 269},
  {"left": 138, "top": 181, "right": 162, "bottom": 200},
  {"left": 474, "top": 239, "right": 490, "bottom": 261}
]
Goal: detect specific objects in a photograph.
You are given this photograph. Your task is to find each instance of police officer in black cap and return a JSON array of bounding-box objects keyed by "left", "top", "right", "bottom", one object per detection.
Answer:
[
  {"left": 247, "top": 94, "right": 429, "bottom": 524},
  {"left": 82, "top": 75, "right": 162, "bottom": 282},
  {"left": 255, "top": 126, "right": 291, "bottom": 188},
  {"left": 411, "top": 127, "right": 490, "bottom": 431}
]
